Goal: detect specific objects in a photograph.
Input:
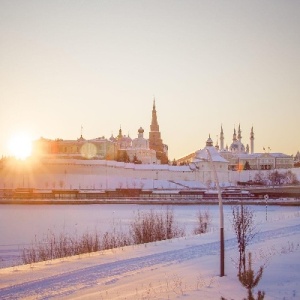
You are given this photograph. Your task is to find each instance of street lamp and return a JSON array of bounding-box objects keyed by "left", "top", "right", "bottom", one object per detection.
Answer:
[{"left": 206, "top": 148, "right": 225, "bottom": 277}]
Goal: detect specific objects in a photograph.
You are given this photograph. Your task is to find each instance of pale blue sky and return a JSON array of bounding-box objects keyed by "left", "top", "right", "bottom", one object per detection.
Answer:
[{"left": 1, "top": 0, "right": 299, "bottom": 160}]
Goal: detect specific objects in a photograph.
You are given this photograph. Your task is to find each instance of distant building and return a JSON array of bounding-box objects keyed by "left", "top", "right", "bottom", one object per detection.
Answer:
[
  {"left": 148, "top": 100, "right": 169, "bottom": 164},
  {"left": 177, "top": 125, "right": 294, "bottom": 170},
  {"left": 191, "top": 135, "right": 229, "bottom": 185},
  {"left": 116, "top": 126, "right": 158, "bottom": 164},
  {"left": 32, "top": 99, "right": 169, "bottom": 164},
  {"left": 32, "top": 135, "right": 116, "bottom": 160},
  {"left": 218, "top": 125, "right": 293, "bottom": 170}
]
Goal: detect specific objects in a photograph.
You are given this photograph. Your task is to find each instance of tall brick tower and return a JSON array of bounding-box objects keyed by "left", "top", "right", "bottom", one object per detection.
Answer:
[{"left": 149, "top": 99, "right": 168, "bottom": 164}]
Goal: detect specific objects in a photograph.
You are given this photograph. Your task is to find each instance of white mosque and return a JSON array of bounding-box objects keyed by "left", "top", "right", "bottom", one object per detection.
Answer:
[{"left": 178, "top": 124, "right": 293, "bottom": 170}]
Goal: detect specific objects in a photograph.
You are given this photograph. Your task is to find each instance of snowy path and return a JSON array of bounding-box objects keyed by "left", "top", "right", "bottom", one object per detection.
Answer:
[{"left": 0, "top": 222, "right": 299, "bottom": 299}]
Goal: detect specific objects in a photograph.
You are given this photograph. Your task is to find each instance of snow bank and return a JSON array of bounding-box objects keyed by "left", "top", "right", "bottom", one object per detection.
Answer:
[{"left": 0, "top": 210, "right": 299, "bottom": 299}]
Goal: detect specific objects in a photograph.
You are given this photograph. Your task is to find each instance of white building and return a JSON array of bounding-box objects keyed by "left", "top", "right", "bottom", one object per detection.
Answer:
[
  {"left": 178, "top": 125, "right": 294, "bottom": 170},
  {"left": 125, "top": 127, "right": 157, "bottom": 164},
  {"left": 218, "top": 125, "right": 293, "bottom": 170},
  {"left": 191, "top": 135, "right": 229, "bottom": 187},
  {"left": 32, "top": 100, "right": 168, "bottom": 165}
]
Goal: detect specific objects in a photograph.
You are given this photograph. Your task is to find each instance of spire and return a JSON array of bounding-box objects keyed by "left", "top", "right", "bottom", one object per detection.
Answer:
[
  {"left": 215, "top": 135, "right": 219, "bottom": 150},
  {"left": 118, "top": 125, "right": 122, "bottom": 139},
  {"left": 250, "top": 126, "right": 254, "bottom": 154},
  {"left": 149, "top": 99, "right": 168, "bottom": 164},
  {"left": 238, "top": 124, "right": 242, "bottom": 141},
  {"left": 80, "top": 125, "right": 83, "bottom": 138},
  {"left": 150, "top": 98, "right": 159, "bottom": 132},
  {"left": 220, "top": 124, "right": 224, "bottom": 150},
  {"left": 233, "top": 126, "right": 237, "bottom": 141}
]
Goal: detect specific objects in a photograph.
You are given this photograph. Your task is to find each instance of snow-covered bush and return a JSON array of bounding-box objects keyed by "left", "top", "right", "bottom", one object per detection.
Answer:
[
  {"left": 193, "top": 210, "right": 211, "bottom": 235},
  {"left": 130, "top": 208, "right": 185, "bottom": 244}
]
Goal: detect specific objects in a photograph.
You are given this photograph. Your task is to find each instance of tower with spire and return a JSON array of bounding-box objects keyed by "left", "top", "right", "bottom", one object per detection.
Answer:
[
  {"left": 149, "top": 99, "right": 168, "bottom": 164},
  {"left": 233, "top": 127, "right": 237, "bottom": 141},
  {"left": 220, "top": 125, "right": 224, "bottom": 150},
  {"left": 250, "top": 126, "right": 254, "bottom": 154},
  {"left": 237, "top": 124, "right": 242, "bottom": 142}
]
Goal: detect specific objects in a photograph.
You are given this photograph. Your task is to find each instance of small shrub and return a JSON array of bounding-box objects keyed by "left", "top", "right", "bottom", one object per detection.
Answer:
[
  {"left": 21, "top": 208, "right": 185, "bottom": 265},
  {"left": 130, "top": 208, "right": 184, "bottom": 244},
  {"left": 238, "top": 252, "right": 265, "bottom": 300},
  {"left": 193, "top": 210, "right": 211, "bottom": 235}
]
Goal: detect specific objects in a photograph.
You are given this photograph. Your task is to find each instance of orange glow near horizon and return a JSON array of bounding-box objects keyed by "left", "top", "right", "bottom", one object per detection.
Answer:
[{"left": 8, "top": 133, "right": 33, "bottom": 160}]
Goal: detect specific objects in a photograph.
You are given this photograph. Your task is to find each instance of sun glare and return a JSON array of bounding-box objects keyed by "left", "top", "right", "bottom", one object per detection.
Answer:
[{"left": 8, "top": 133, "right": 32, "bottom": 160}]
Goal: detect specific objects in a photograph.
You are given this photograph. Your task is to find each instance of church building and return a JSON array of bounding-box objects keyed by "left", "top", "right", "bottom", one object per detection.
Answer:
[{"left": 32, "top": 100, "right": 169, "bottom": 164}]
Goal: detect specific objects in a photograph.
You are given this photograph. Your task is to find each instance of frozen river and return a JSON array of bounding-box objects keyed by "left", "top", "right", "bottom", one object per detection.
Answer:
[{"left": 0, "top": 203, "right": 299, "bottom": 268}]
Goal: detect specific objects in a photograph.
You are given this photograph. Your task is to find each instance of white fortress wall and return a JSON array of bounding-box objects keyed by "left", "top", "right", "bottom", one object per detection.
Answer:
[{"left": 1, "top": 158, "right": 299, "bottom": 190}]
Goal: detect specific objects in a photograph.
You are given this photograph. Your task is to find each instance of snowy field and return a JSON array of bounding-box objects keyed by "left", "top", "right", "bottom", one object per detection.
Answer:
[
  {"left": 0, "top": 204, "right": 299, "bottom": 299},
  {"left": 0, "top": 204, "right": 297, "bottom": 268}
]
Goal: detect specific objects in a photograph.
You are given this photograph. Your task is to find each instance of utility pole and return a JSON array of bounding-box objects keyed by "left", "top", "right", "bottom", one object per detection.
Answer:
[{"left": 206, "top": 148, "right": 225, "bottom": 277}]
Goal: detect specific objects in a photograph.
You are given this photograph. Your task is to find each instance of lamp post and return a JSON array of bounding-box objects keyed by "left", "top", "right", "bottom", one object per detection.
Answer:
[{"left": 206, "top": 148, "right": 225, "bottom": 277}]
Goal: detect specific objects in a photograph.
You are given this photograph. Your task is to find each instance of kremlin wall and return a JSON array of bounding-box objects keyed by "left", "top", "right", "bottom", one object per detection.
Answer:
[{"left": 2, "top": 152, "right": 299, "bottom": 193}]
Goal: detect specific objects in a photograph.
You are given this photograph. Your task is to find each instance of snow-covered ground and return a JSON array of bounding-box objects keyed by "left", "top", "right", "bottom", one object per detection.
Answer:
[{"left": 0, "top": 207, "right": 299, "bottom": 299}]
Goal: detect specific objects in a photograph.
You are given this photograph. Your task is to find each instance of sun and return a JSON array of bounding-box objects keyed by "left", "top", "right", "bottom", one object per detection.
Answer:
[{"left": 8, "top": 133, "right": 33, "bottom": 160}]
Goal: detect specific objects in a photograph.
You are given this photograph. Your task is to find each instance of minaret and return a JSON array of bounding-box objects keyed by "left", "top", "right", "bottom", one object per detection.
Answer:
[
  {"left": 238, "top": 124, "right": 242, "bottom": 142},
  {"left": 149, "top": 99, "right": 168, "bottom": 164},
  {"left": 215, "top": 139, "right": 219, "bottom": 150},
  {"left": 233, "top": 127, "right": 237, "bottom": 141},
  {"left": 220, "top": 125, "right": 224, "bottom": 150},
  {"left": 250, "top": 126, "right": 254, "bottom": 154}
]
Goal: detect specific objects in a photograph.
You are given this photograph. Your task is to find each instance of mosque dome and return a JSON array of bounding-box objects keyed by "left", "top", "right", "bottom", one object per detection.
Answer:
[{"left": 229, "top": 140, "right": 246, "bottom": 153}]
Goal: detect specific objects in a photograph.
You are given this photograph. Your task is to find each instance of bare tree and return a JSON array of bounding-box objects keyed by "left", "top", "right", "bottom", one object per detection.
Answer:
[
  {"left": 283, "top": 170, "right": 299, "bottom": 185},
  {"left": 253, "top": 172, "right": 265, "bottom": 184},
  {"left": 193, "top": 210, "right": 211, "bottom": 234},
  {"left": 268, "top": 170, "right": 284, "bottom": 186},
  {"left": 232, "top": 205, "right": 257, "bottom": 273}
]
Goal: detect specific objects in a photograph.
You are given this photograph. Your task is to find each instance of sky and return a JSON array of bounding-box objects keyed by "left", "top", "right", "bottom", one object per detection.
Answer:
[{"left": 1, "top": 0, "right": 299, "bottom": 160}]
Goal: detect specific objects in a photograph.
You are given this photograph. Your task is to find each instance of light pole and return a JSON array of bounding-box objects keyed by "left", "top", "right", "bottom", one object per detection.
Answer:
[{"left": 206, "top": 148, "right": 225, "bottom": 277}]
